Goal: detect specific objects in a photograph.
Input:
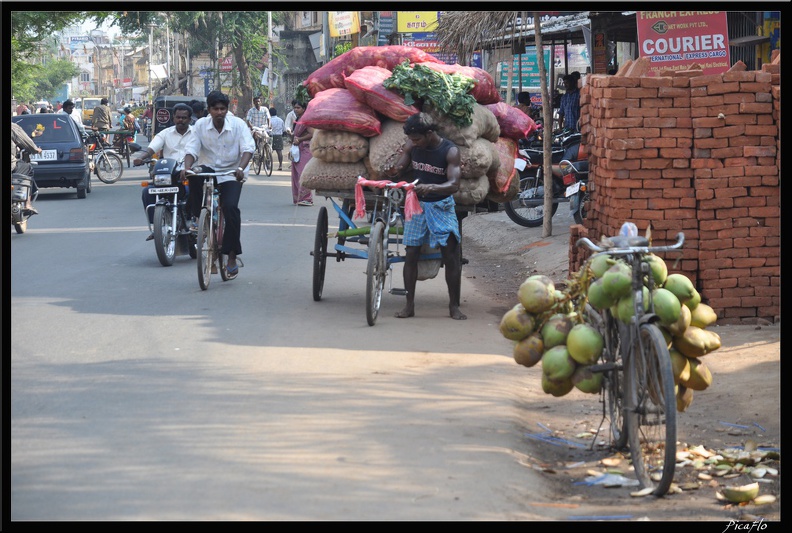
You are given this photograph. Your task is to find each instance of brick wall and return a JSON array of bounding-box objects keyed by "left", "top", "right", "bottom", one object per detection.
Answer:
[{"left": 569, "top": 54, "right": 780, "bottom": 325}]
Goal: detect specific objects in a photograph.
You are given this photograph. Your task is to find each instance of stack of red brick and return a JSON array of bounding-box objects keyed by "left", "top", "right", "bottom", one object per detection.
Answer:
[{"left": 569, "top": 54, "right": 780, "bottom": 324}]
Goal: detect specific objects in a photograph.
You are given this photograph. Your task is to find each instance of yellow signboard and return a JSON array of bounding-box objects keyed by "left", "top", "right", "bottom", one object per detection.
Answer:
[
  {"left": 329, "top": 12, "right": 361, "bottom": 37},
  {"left": 397, "top": 11, "right": 439, "bottom": 33}
]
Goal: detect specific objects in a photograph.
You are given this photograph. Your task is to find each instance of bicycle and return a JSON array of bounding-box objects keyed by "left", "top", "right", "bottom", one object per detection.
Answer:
[
  {"left": 251, "top": 126, "right": 273, "bottom": 177},
  {"left": 85, "top": 133, "right": 124, "bottom": 184},
  {"left": 186, "top": 168, "right": 239, "bottom": 290},
  {"left": 576, "top": 227, "right": 685, "bottom": 496}
]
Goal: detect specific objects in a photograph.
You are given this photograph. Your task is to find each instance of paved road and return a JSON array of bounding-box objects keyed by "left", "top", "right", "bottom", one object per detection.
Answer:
[{"left": 8, "top": 157, "right": 550, "bottom": 521}]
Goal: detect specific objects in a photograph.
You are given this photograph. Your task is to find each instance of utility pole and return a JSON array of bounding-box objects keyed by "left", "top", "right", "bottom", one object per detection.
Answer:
[
  {"left": 268, "top": 11, "right": 273, "bottom": 105},
  {"left": 148, "top": 23, "right": 154, "bottom": 103}
]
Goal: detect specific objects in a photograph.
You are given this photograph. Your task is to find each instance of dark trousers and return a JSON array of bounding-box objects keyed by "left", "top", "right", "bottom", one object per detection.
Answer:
[
  {"left": 13, "top": 161, "right": 38, "bottom": 195},
  {"left": 187, "top": 171, "right": 243, "bottom": 256}
]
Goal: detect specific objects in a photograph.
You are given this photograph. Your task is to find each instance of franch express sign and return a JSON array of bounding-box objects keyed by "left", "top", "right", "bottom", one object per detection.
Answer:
[{"left": 636, "top": 11, "right": 730, "bottom": 76}]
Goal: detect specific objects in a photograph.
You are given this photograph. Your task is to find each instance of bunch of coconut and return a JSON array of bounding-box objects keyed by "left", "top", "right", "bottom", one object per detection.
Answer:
[
  {"left": 584, "top": 252, "right": 722, "bottom": 412},
  {"left": 296, "top": 45, "right": 534, "bottom": 205},
  {"left": 499, "top": 274, "right": 606, "bottom": 398}
]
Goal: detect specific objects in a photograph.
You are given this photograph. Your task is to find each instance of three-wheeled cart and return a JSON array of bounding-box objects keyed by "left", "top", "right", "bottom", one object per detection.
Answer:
[{"left": 310, "top": 180, "right": 471, "bottom": 326}]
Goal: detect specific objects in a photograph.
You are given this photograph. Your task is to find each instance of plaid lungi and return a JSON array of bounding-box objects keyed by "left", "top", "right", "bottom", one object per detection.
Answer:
[
  {"left": 271, "top": 134, "right": 283, "bottom": 151},
  {"left": 403, "top": 196, "right": 460, "bottom": 248}
]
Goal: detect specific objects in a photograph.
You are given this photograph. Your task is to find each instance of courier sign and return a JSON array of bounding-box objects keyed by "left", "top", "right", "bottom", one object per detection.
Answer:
[{"left": 636, "top": 11, "right": 730, "bottom": 76}]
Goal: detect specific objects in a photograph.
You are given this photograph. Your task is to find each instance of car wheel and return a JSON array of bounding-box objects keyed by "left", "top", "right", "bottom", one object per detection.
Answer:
[{"left": 76, "top": 173, "right": 88, "bottom": 199}]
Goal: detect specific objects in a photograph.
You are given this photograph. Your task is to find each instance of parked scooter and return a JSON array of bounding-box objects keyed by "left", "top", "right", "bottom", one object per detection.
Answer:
[
  {"left": 504, "top": 129, "right": 590, "bottom": 227},
  {"left": 10, "top": 151, "right": 38, "bottom": 234},
  {"left": 139, "top": 157, "right": 197, "bottom": 266}
]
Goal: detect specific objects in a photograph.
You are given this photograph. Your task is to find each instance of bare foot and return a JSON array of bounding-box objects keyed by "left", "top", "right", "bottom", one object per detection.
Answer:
[
  {"left": 395, "top": 305, "right": 415, "bottom": 318},
  {"left": 450, "top": 306, "right": 467, "bottom": 320}
]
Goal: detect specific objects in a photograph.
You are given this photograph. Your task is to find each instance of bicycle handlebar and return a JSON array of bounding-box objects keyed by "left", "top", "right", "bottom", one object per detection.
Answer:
[
  {"left": 184, "top": 169, "right": 237, "bottom": 177},
  {"left": 576, "top": 232, "right": 685, "bottom": 255}
]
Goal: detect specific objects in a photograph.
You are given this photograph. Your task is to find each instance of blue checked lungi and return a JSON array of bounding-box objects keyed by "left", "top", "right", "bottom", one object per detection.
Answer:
[{"left": 403, "top": 196, "right": 460, "bottom": 248}]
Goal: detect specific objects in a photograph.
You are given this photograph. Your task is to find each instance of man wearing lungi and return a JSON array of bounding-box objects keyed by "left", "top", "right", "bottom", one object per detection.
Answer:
[{"left": 383, "top": 112, "right": 466, "bottom": 320}]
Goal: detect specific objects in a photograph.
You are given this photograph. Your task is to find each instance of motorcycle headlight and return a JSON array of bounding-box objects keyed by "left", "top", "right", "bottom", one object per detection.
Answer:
[{"left": 153, "top": 174, "right": 173, "bottom": 186}]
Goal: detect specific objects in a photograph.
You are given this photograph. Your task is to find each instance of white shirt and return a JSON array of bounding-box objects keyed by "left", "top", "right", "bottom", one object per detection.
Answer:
[
  {"left": 58, "top": 108, "right": 86, "bottom": 135},
  {"left": 185, "top": 115, "right": 255, "bottom": 183},
  {"left": 149, "top": 125, "right": 194, "bottom": 162},
  {"left": 284, "top": 110, "right": 297, "bottom": 134}
]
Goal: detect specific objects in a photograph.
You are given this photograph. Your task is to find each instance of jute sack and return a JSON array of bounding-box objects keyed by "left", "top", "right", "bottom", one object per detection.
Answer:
[
  {"left": 458, "top": 138, "right": 494, "bottom": 179},
  {"left": 310, "top": 129, "right": 369, "bottom": 163},
  {"left": 417, "top": 243, "right": 441, "bottom": 281},
  {"left": 368, "top": 119, "right": 411, "bottom": 180},
  {"left": 425, "top": 102, "right": 500, "bottom": 148},
  {"left": 299, "top": 158, "right": 369, "bottom": 191},
  {"left": 453, "top": 174, "right": 490, "bottom": 205}
]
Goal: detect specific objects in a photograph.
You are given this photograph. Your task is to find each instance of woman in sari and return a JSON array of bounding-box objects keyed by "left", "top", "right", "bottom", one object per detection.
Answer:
[{"left": 290, "top": 101, "right": 314, "bottom": 206}]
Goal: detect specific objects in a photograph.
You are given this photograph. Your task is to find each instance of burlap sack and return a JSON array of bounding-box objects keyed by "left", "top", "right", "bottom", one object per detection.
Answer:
[
  {"left": 309, "top": 129, "right": 369, "bottom": 163},
  {"left": 299, "top": 158, "right": 369, "bottom": 190},
  {"left": 453, "top": 174, "right": 489, "bottom": 205},
  {"left": 368, "top": 119, "right": 411, "bottom": 180},
  {"left": 458, "top": 138, "right": 494, "bottom": 179},
  {"left": 417, "top": 243, "right": 441, "bottom": 281},
  {"left": 426, "top": 103, "right": 500, "bottom": 147}
]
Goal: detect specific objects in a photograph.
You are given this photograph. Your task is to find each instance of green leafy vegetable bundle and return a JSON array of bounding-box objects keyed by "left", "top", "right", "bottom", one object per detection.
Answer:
[{"left": 383, "top": 60, "right": 477, "bottom": 127}]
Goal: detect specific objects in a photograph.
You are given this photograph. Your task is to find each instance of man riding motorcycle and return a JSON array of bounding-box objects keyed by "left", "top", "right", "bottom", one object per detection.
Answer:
[
  {"left": 132, "top": 103, "right": 195, "bottom": 240},
  {"left": 11, "top": 122, "right": 43, "bottom": 215}
]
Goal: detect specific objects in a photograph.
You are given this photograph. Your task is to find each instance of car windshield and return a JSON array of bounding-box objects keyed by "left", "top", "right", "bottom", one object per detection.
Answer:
[
  {"left": 13, "top": 116, "right": 76, "bottom": 142},
  {"left": 85, "top": 100, "right": 100, "bottom": 110}
]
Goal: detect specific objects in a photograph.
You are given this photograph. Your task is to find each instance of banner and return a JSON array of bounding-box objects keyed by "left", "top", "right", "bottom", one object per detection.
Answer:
[
  {"left": 499, "top": 46, "right": 552, "bottom": 90},
  {"left": 637, "top": 11, "right": 730, "bottom": 76},
  {"left": 397, "top": 12, "right": 438, "bottom": 33},
  {"left": 378, "top": 11, "right": 394, "bottom": 46},
  {"left": 329, "top": 11, "right": 360, "bottom": 37}
]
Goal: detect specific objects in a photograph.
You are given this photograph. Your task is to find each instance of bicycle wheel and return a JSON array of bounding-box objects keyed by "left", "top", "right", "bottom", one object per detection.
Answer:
[
  {"left": 153, "top": 204, "right": 176, "bottom": 267},
  {"left": 263, "top": 143, "right": 273, "bottom": 176},
  {"left": 217, "top": 208, "right": 229, "bottom": 281},
  {"left": 95, "top": 151, "right": 124, "bottom": 184},
  {"left": 197, "top": 208, "right": 214, "bottom": 290},
  {"left": 313, "top": 206, "right": 328, "bottom": 301},
  {"left": 504, "top": 169, "right": 558, "bottom": 228},
  {"left": 603, "top": 312, "right": 629, "bottom": 450},
  {"left": 254, "top": 142, "right": 263, "bottom": 175},
  {"left": 365, "top": 220, "right": 387, "bottom": 326},
  {"left": 626, "top": 322, "right": 677, "bottom": 495}
]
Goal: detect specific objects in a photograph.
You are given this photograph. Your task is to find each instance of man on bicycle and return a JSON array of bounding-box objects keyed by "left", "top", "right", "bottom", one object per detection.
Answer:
[
  {"left": 246, "top": 96, "right": 271, "bottom": 156},
  {"left": 182, "top": 90, "right": 255, "bottom": 279},
  {"left": 383, "top": 112, "right": 466, "bottom": 320},
  {"left": 133, "top": 103, "right": 195, "bottom": 241}
]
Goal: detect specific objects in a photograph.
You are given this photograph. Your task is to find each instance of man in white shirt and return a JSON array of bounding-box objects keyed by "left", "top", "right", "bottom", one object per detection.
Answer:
[
  {"left": 183, "top": 90, "right": 255, "bottom": 278},
  {"left": 133, "top": 103, "right": 195, "bottom": 240},
  {"left": 245, "top": 96, "right": 271, "bottom": 130},
  {"left": 284, "top": 99, "right": 298, "bottom": 141},
  {"left": 58, "top": 99, "right": 87, "bottom": 137}
]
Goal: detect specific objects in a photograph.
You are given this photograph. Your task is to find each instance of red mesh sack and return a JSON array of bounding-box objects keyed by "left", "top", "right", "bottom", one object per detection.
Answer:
[
  {"left": 487, "top": 137, "right": 518, "bottom": 195},
  {"left": 484, "top": 102, "right": 538, "bottom": 141},
  {"left": 417, "top": 62, "right": 501, "bottom": 105},
  {"left": 299, "top": 88, "right": 382, "bottom": 138},
  {"left": 344, "top": 66, "right": 420, "bottom": 122},
  {"left": 304, "top": 45, "right": 443, "bottom": 97}
]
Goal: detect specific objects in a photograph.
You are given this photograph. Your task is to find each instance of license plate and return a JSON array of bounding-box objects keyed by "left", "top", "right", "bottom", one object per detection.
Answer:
[
  {"left": 565, "top": 181, "right": 581, "bottom": 197},
  {"left": 149, "top": 187, "right": 179, "bottom": 194},
  {"left": 30, "top": 150, "right": 57, "bottom": 161}
]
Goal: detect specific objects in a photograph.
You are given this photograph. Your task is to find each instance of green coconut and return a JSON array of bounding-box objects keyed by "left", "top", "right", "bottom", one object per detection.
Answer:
[
  {"left": 540, "top": 314, "right": 574, "bottom": 349},
  {"left": 518, "top": 276, "right": 556, "bottom": 314},
  {"left": 663, "top": 273, "right": 697, "bottom": 304},
  {"left": 513, "top": 333, "right": 544, "bottom": 368},
  {"left": 499, "top": 304, "right": 536, "bottom": 341},
  {"left": 541, "top": 372, "right": 575, "bottom": 397},
  {"left": 645, "top": 253, "right": 668, "bottom": 286},
  {"left": 589, "top": 254, "right": 616, "bottom": 279},
  {"left": 587, "top": 278, "right": 616, "bottom": 311},
  {"left": 566, "top": 323, "right": 604, "bottom": 365},
  {"left": 601, "top": 262, "right": 633, "bottom": 300},
  {"left": 652, "top": 287, "right": 682, "bottom": 326},
  {"left": 541, "top": 345, "right": 577, "bottom": 382},
  {"left": 571, "top": 365, "right": 603, "bottom": 394}
]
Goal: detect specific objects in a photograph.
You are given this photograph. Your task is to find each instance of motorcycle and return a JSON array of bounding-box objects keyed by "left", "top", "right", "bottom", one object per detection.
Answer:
[
  {"left": 10, "top": 151, "right": 38, "bottom": 234},
  {"left": 140, "top": 157, "right": 197, "bottom": 266},
  {"left": 504, "top": 129, "right": 590, "bottom": 228}
]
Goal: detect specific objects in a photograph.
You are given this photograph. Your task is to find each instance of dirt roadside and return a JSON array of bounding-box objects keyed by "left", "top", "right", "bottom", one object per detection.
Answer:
[{"left": 459, "top": 210, "right": 782, "bottom": 522}]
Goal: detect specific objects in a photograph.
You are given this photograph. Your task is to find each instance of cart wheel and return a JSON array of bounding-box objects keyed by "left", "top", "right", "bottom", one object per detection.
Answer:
[
  {"left": 366, "top": 220, "right": 387, "bottom": 326},
  {"left": 313, "top": 206, "right": 328, "bottom": 301}
]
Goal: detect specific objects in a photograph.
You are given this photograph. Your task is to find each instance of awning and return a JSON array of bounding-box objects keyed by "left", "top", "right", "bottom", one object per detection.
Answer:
[
  {"left": 483, "top": 11, "right": 592, "bottom": 50},
  {"left": 150, "top": 64, "right": 168, "bottom": 80}
]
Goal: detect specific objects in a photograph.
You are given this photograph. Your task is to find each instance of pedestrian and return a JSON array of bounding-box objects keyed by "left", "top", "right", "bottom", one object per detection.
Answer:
[
  {"left": 558, "top": 74, "right": 581, "bottom": 132},
  {"left": 284, "top": 99, "right": 298, "bottom": 142},
  {"left": 182, "top": 90, "right": 255, "bottom": 279},
  {"left": 515, "top": 91, "right": 532, "bottom": 116},
  {"left": 57, "top": 99, "right": 87, "bottom": 137},
  {"left": 245, "top": 96, "right": 271, "bottom": 130},
  {"left": 16, "top": 102, "right": 29, "bottom": 116},
  {"left": 189, "top": 99, "right": 207, "bottom": 125},
  {"left": 268, "top": 107, "right": 285, "bottom": 171},
  {"left": 11, "top": 122, "right": 44, "bottom": 214},
  {"left": 382, "top": 112, "right": 466, "bottom": 320},
  {"left": 133, "top": 103, "right": 195, "bottom": 240},
  {"left": 289, "top": 100, "right": 314, "bottom": 206}
]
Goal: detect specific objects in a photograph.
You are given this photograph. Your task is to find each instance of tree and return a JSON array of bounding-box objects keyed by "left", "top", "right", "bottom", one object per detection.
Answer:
[{"left": 10, "top": 11, "right": 112, "bottom": 99}]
